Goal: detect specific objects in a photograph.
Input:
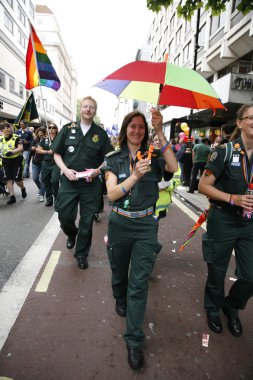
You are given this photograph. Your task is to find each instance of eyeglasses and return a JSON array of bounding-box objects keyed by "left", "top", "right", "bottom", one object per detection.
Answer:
[{"left": 241, "top": 115, "right": 253, "bottom": 121}]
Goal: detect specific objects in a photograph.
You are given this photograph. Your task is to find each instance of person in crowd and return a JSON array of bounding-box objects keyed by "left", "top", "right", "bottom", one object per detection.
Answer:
[
  {"left": 187, "top": 138, "right": 211, "bottom": 194},
  {"left": 102, "top": 109, "right": 178, "bottom": 370},
  {"left": 176, "top": 136, "right": 187, "bottom": 184},
  {"left": 198, "top": 104, "right": 253, "bottom": 338},
  {"left": 219, "top": 123, "right": 236, "bottom": 144},
  {"left": 153, "top": 134, "right": 174, "bottom": 220},
  {"left": 0, "top": 122, "right": 27, "bottom": 204},
  {"left": 16, "top": 120, "right": 33, "bottom": 178},
  {"left": 30, "top": 127, "right": 46, "bottom": 202},
  {"left": 36, "top": 123, "right": 60, "bottom": 207},
  {"left": 52, "top": 96, "right": 112, "bottom": 270}
]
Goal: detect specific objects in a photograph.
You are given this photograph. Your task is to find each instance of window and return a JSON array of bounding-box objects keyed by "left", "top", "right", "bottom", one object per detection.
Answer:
[
  {"left": 18, "top": 29, "right": 25, "bottom": 47},
  {"left": 210, "top": 12, "right": 225, "bottom": 35},
  {"left": 176, "top": 27, "right": 182, "bottom": 46},
  {"left": 198, "top": 23, "right": 206, "bottom": 47},
  {"left": 183, "top": 43, "right": 190, "bottom": 62},
  {"left": 174, "top": 55, "right": 180, "bottom": 66},
  {"left": 6, "top": 0, "right": 13, "bottom": 7},
  {"left": 18, "top": 5, "right": 26, "bottom": 26},
  {"left": 232, "top": 0, "right": 241, "bottom": 13},
  {"left": 170, "top": 14, "right": 175, "bottom": 33},
  {"left": 0, "top": 71, "right": 6, "bottom": 89},
  {"left": 9, "top": 78, "right": 15, "bottom": 93},
  {"left": 4, "top": 11, "right": 14, "bottom": 34},
  {"left": 29, "top": 1, "right": 35, "bottom": 19},
  {"left": 185, "top": 19, "right": 191, "bottom": 34},
  {"left": 19, "top": 84, "right": 24, "bottom": 98}
]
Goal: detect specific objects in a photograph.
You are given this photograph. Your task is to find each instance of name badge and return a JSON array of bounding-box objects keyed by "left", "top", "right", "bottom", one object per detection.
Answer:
[
  {"left": 119, "top": 173, "right": 127, "bottom": 179},
  {"left": 69, "top": 136, "right": 76, "bottom": 139},
  {"left": 232, "top": 155, "right": 239, "bottom": 163}
]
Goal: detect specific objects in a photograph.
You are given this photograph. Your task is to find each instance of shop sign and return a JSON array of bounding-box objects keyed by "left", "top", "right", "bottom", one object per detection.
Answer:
[{"left": 231, "top": 74, "right": 253, "bottom": 91}]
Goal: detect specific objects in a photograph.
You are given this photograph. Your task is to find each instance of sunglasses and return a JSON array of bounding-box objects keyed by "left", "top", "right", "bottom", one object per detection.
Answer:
[{"left": 49, "top": 126, "right": 57, "bottom": 129}]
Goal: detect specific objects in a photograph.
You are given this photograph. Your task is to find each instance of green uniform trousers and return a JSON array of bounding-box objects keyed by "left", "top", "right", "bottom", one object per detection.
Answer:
[
  {"left": 107, "top": 211, "right": 161, "bottom": 346},
  {"left": 55, "top": 176, "right": 101, "bottom": 258},
  {"left": 41, "top": 161, "right": 60, "bottom": 203},
  {"left": 202, "top": 205, "right": 253, "bottom": 317}
]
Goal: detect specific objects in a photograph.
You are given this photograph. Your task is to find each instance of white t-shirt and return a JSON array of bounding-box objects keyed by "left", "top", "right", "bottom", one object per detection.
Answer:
[{"left": 80, "top": 124, "right": 91, "bottom": 136}]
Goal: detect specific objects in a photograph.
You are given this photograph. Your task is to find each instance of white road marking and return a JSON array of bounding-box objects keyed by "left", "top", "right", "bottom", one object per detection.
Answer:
[
  {"left": 0, "top": 213, "right": 60, "bottom": 352},
  {"left": 35, "top": 251, "right": 61, "bottom": 293},
  {"left": 172, "top": 196, "right": 207, "bottom": 231}
]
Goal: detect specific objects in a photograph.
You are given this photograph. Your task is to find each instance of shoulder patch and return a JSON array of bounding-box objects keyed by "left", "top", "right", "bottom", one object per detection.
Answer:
[{"left": 105, "top": 149, "right": 121, "bottom": 158}]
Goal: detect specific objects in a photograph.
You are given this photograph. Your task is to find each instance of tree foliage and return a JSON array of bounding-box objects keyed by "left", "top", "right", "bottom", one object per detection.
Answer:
[{"left": 147, "top": 0, "right": 253, "bottom": 20}]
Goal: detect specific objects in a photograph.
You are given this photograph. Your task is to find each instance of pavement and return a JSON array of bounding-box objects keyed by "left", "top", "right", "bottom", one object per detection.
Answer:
[{"left": 174, "top": 185, "right": 209, "bottom": 213}]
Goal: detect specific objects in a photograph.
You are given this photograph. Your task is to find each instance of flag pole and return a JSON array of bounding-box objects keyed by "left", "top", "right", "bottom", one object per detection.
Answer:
[{"left": 28, "top": 21, "right": 51, "bottom": 143}]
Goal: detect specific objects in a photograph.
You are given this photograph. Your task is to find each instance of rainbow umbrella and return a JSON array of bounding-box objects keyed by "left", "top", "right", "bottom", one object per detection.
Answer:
[
  {"left": 94, "top": 61, "right": 225, "bottom": 111},
  {"left": 178, "top": 209, "right": 209, "bottom": 252}
]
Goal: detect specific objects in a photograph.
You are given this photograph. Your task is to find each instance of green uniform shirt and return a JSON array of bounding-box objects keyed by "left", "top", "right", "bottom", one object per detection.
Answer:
[
  {"left": 39, "top": 137, "right": 54, "bottom": 161},
  {"left": 102, "top": 145, "right": 173, "bottom": 211},
  {"left": 51, "top": 122, "right": 112, "bottom": 171},
  {"left": 205, "top": 137, "right": 250, "bottom": 197},
  {"left": 193, "top": 143, "right": 211, "bottom": 163}
]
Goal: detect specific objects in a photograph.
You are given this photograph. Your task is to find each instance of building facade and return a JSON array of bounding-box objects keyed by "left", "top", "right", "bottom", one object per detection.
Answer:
[
  {"left": 148, "top": 0, "right": 253, "bottom": 141},
  {"left": 0, "top": 0, "right": 77, "bottom": 128}
]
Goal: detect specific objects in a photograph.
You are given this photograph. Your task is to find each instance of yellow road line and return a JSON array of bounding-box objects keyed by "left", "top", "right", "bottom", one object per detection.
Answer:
[{"left": 35, "top": 251, "right": 61, "bottom": 293}]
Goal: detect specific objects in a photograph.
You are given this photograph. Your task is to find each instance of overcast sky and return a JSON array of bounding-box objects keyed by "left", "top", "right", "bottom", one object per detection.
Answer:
[{"left": 39, "top": 0, "right": 154, "bottom": 127}]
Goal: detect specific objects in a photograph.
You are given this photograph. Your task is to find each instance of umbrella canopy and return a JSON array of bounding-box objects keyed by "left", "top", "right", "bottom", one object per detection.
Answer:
[{"left": 94, "top": 61, "right": 225, "bottom": 110}]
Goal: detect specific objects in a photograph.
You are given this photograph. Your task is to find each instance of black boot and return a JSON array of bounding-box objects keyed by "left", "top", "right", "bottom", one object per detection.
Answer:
[{"left": 7, "top": 195, "right": 16, "bottom": 205}]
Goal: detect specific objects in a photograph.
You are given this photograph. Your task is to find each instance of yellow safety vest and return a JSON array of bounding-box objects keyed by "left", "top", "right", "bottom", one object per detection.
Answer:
[{"left": 0, "top": 134, "right": 21, "bottom": 159}]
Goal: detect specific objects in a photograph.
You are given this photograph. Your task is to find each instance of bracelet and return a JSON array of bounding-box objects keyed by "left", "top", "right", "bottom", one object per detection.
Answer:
[
  {"left": 121, "top": 184, "right": 128, "bottom": 195},
  {"left": 229, "top": 194, "right": 234, "bottom": 206},
  {"left": 161, "top": 141, "right": 171, "bottom": 153}
]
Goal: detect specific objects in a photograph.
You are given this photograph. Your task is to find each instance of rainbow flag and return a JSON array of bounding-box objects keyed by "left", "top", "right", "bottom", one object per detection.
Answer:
[{"left": 26, "top": 24, "right": 61, "bottom": 91}]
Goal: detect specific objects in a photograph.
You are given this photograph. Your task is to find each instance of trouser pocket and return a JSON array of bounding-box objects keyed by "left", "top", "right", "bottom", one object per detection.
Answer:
[{"left": 202, "top": 233, "right": 215, "bottom": 263}]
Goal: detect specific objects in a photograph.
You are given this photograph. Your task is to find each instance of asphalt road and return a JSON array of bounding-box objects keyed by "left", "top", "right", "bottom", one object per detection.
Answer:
[
  {"left": 0, "top": 188, "right": 253, "bottom": 380},
  {"left": 0, "top": 178, "right": 55, "bottom": 290}
]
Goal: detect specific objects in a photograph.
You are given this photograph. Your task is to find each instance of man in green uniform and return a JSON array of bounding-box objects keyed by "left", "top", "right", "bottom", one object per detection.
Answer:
[
  {"left": 52, "top": 96, "right": 112, "bottom": 269},
  {"left": 199, "top": 104, "right": 253, "bottom": 338},
  {"left": 37, "top": 123, "right": 60, "bottom": 206}
]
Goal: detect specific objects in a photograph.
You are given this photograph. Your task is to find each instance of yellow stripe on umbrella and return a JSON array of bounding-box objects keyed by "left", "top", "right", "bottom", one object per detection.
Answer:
[{"left": 178, "top": 209, "right": 209, "bottom": 252}]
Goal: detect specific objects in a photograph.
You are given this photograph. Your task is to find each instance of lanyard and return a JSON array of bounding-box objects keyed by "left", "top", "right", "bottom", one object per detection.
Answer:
[{"left": 242, "top": 154, "right": 253, "bottom": 187}]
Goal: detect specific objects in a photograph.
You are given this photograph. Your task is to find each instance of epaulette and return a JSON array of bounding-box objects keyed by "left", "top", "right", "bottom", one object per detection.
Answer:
[
  {"left": 105, "top": 148, "right": 121, "bottom": 158},
  {"left": 63, "top": 122, "right": 79, "bottom": 129}
]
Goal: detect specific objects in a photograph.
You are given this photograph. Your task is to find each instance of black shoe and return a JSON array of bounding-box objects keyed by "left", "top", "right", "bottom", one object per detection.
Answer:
[
  {"left": 207, "top": 315, "right": 222, "bottom": 334},
  {"left": 45, "top": 200, "right": 53, "bottom": 207},
  {"left": 227, "top": 317, "right": 242, "bottom": 337},
  {"left": 127, "top": 345, "right": 144, "bottom": 370},
  {"left": 66, "top": 235, "right": 77, "bottom": 249},
  {"left": 77, "top": 257, "right": 88, "bottom": 270},
  {"left": 115, "top": 301, "right": 127, "bottom": 317},
  {"left": 186, "top": 190, "right": 194, "bottom": 194},
  {"left": 7, "top": 195, "right": 16, "bottom": 205},
  {"left": 21, "top": 187, "right": 27, "bottom": 198},
  {"left": 222, "top": 308, "right": 242, "bottom": 337}
]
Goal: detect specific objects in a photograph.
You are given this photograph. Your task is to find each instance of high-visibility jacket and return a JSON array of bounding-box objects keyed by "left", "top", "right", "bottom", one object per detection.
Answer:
[{"left": 0, "top": 134, "right": 21, "bottom": 159}]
